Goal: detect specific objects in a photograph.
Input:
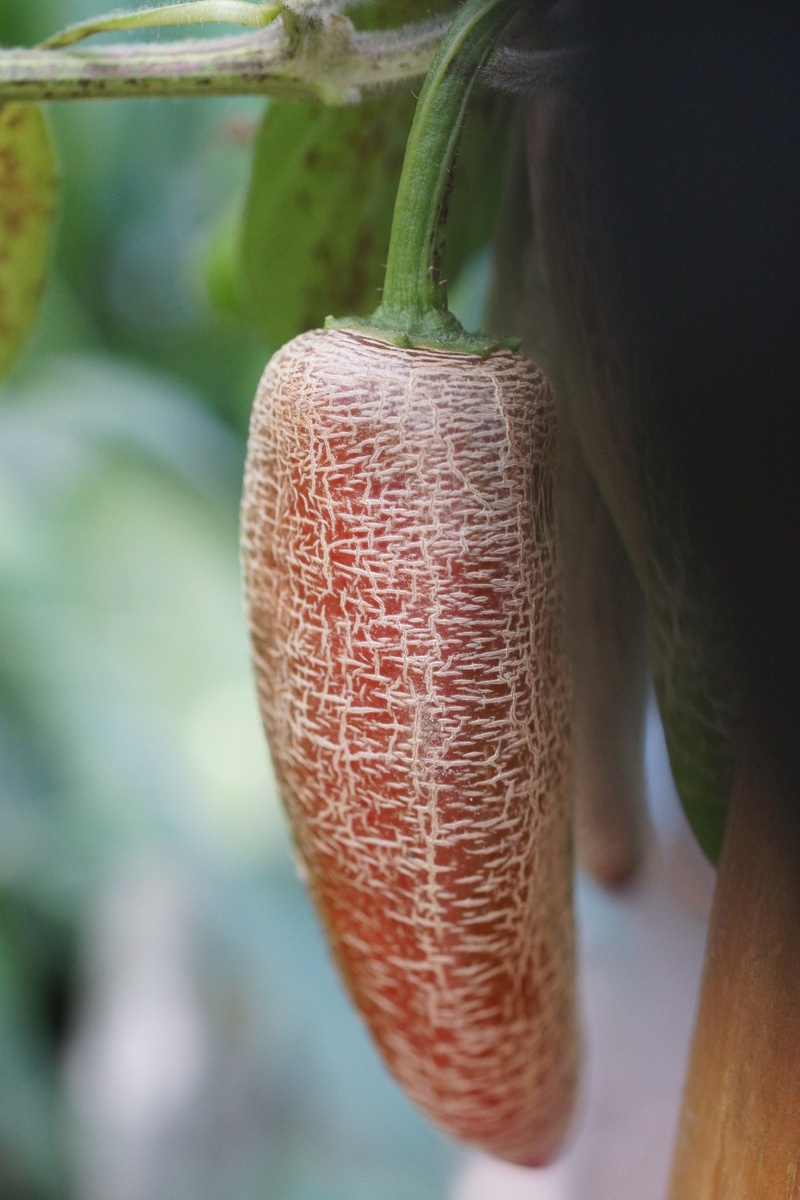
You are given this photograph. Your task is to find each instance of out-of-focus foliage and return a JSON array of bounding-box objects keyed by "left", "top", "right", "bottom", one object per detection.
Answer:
[
  {"left": 0, "top": 3, "right": 467, "bottom": 1198},
  {"left": 0, "top": 103, "right": 58, "bottom": 384},
  {"left": 3, "top": 4, "right": 270, "bottom": 436},
  {"left": 241, "top": 92, "right": 416, "bottom": 347}
]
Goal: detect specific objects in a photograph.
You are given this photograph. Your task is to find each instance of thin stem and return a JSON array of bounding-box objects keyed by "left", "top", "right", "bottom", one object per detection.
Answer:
[
  {"left": 0, "top": 13, "right": 450, "bottom": 104},
  {"left": 42, "top": 2, "right": 281, "bottom": 49},
  {"left": 378, "top": 0, "right": 521, "bottom": 324}
]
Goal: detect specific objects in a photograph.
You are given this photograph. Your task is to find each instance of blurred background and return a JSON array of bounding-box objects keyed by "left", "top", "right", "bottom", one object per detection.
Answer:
[{"left": 0, "top": 4, "right": 714, "bottom": 1199}]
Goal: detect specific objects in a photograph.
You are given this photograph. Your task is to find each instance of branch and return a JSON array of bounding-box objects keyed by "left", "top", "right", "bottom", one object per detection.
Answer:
[
  {"left": 0, "top": 5, "right": 586, "bottom": 107},
  {"left": 0, "top": 12, "right": 451, "bottom": 104}
]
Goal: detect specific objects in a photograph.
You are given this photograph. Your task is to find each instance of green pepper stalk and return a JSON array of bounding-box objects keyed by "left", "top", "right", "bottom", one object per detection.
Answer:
[{"left": 328, "top": 0, "right": 525, "bottom": 353}]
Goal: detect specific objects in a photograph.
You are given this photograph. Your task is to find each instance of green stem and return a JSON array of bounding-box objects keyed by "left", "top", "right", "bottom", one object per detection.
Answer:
[
  {"left": 382, "top": 0, "right": 519, "bottom": 320},
  {"left": 328, "top": 0, "right": 524, "bottom": 353},
  {"left": 0, "top": 14, "right": 449, "bottom": 104},
  {"left": 0, "top": 10, "right": 571, "bottom": 106}
]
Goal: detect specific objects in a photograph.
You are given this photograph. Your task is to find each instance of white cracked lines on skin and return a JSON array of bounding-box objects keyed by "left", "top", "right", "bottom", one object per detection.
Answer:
[{"left": 241, "top": 329, "right": 578, "bottom": 1165}]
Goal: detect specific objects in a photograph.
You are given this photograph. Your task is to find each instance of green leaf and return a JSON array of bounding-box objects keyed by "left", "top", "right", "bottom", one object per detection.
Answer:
[
  {"left": 646, "top": 518, "right": 739, "bottom": 866},
  {"left": 205, "top": 203, "right": 248, "bottom": 320},
  {"left": 0, "top": 104, "right": 58, "bottom": 383},
  {"left": 350, "top": 0, "right": 455, "bottom": 32},
  {"left": 240, "top": 92, "right": 416, "bottom": 347},
  {"left": 240, "top": 87, "right": 515, "bottom": 346}
]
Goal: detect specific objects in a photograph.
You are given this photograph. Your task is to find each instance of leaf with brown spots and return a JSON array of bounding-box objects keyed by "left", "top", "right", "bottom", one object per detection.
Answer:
[
  {"left": 239, "top": 86, "right": 514, "bottom": 347},
  {"left": 240, "top": 93, "right": 416, "bottom": 349},
  {"left": 0, "top": 104, "right": 58, "bottom": 382}
]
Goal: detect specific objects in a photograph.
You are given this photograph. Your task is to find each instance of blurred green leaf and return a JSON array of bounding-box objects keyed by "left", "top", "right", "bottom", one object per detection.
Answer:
[
  {"left": 350, "top": 0, "right": 454, "bottom": 32},
  {"left": 240, "top": 92, "right": 415, "bottom": 346},
  {"left": 0, "top": 104, "right": 58, "bottom": 383},
  {"left": 205, "top": 203, "right": 247, "bottom": 320},
  {"left": 239, "top": 87, "right": 514, "bottom": 344}
]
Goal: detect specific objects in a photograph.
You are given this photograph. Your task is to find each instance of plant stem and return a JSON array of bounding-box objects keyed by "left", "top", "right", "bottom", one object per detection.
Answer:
[
  {"left": 0, "top": 14, "right": 449, "bottom": 104},
  {"left": 0, "top": 12, "right": 572, "bottom": 107},
  {"left": 328, "top": 0, "right": 525, "bottom": 352},
  {"left": 378, "top": 0, "right": 520, "bottom": 327},
  {"left": 668, "top": 722, "right": 800, "bottom": 1198}
]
